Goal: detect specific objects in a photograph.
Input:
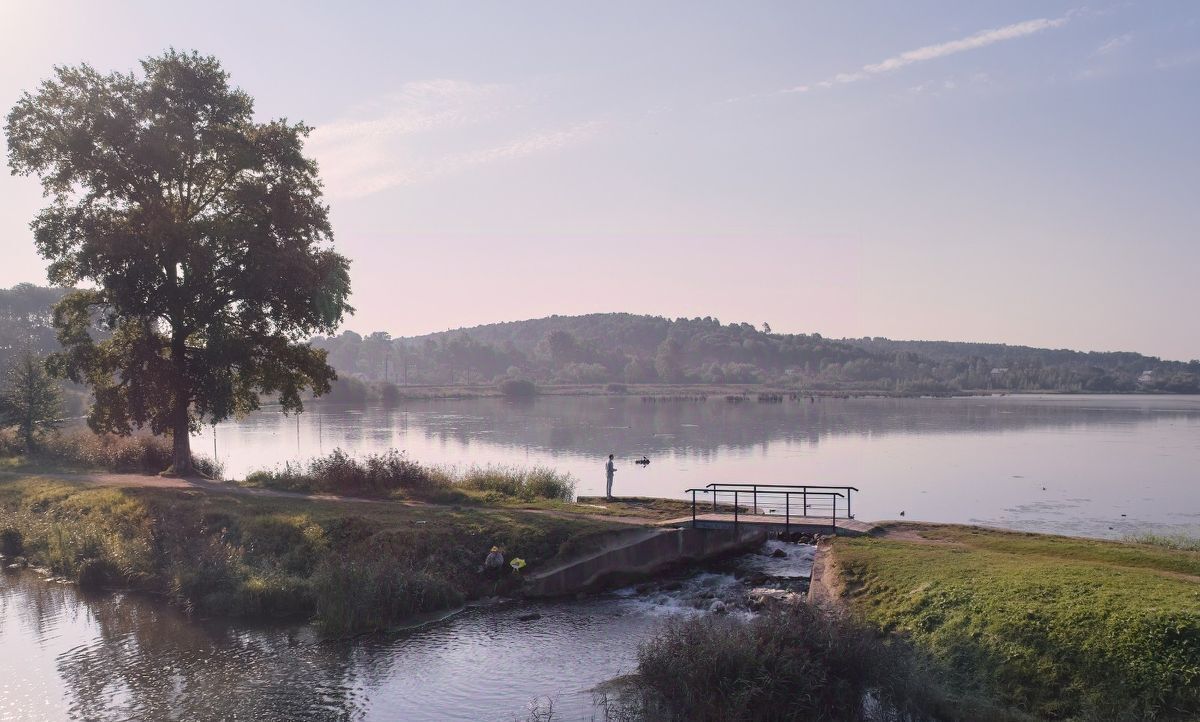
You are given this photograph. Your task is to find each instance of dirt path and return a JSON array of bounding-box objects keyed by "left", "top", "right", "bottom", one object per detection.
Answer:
[{"left": 1, "top": 469, "right": 396, "bottom": 504}]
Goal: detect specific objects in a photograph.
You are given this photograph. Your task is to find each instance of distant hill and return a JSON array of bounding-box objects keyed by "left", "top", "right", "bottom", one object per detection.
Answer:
[
  {"left": 311, "top": 313, "right": 1200, "bottom": 394},
  {"left": 2, "top": 288, "right": 1195, "bottom": 395}
]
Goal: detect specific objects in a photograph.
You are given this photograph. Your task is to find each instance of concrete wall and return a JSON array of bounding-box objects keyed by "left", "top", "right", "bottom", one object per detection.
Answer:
[{"left": 524, "top": 526, "right": 766, "bottom": 598}]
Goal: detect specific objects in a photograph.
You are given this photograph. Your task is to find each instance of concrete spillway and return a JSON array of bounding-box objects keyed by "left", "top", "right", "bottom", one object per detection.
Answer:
[{"left": 523, "top": 525, "right": 767, "bottom": 598}]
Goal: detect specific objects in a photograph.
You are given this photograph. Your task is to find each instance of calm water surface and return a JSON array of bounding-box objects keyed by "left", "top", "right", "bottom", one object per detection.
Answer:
[
  {"left": 202, "top": 394, "right": 1200, "bottom": 538},
  {"left": 0, "top": 544, "right": 812, "bottom": 721}
]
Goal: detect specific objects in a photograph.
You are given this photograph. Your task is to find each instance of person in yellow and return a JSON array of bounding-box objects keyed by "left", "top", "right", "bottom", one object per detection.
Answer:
[{"left": 484, "top": 545, "right": 504, "bottom": 580}]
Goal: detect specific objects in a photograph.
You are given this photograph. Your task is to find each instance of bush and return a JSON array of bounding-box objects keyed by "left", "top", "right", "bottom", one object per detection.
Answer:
[
  {"left": 499, "top": 378, "right": 537, "bottom": 399},
  {"left": 310, "top": 554, "right": 462, "bottom": 635},
  {"left": 605, "top": 382, "right": 628, "bottom": 394},
  {"left": 621, "top": 603, "right": 963, "bottom": 722},
  {"left": 456, "top": 464, "right": 576, "bottom": 502},
  {"left": 380, "top": 382, "right": 403, "bottom": 405},
  {"left": 248, "top": 452, "right": 576, "bottom": 502},
  {"left": 246, "top": 449, "right": 442, "bottom": 497},
  {"left": 0, "top": 527, "right": 22, "bottom": 556},
  {"left": 20, "top": 429, "right": 221, "bottom": 476}
]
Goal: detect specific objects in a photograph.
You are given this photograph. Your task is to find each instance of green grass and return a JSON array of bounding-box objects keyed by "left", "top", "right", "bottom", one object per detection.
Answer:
[
  {"left": 243, "top": 450, "right": 576, "bottom": 503},
  {"left": 1124, "top": 532, "right": 1200, "bottom": 552},
  {"left": 834, "top": 523, "right": 1200, "bottom": 720},
  {"left": 0, "top": 475, "right": 618, "bottom": 633}
]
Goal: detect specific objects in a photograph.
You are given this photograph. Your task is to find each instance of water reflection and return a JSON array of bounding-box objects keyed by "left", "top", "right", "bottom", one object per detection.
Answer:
[
  {"left": 1, "top": 540, "right": 816, "bottom": 721},
  {"left": 203, "top": 395, "right": 1200, "bottom": 538}
]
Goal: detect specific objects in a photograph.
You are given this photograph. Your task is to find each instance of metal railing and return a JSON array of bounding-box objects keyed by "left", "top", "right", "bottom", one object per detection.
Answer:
[
  {"left": 684, "top": 483, "right": 853, "bottom": 534},
  {"left": 704, "top": 483, "right": 858, "bottom": 519}
]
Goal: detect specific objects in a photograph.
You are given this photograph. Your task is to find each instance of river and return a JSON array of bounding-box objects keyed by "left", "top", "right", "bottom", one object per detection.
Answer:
[
  {"left": 200, "top": 393, "right": 1200, "bottom": 539},
  {"left": 0, "top": 542, "right": 812, "bottom": 721}
]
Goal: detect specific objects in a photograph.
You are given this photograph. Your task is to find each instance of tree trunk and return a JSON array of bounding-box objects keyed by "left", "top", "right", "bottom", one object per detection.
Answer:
[
  {"left": 167, "top": 331, "right": 193, "bottom": 476},
  {"left": 169, "top": 391, "right": 193, "bottom": 476}
]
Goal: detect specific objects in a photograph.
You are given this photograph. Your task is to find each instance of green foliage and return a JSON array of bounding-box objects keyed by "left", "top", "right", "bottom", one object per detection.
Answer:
[
  {"left": 836, "top": 525, "right": 1200, "bottom": 720},
  {"left": 1124, "top": 532, "right": 1200, "bottom": 552},
  {"left": 499, "top": 378, "right": 537, "bottom": 398},
  {"left": 310, "top": 555, "right": 462, "bottom": 635},
  {"left": 453, "top": 464, "right": 576, "bottom": 501},
  {"left": 5, "top": 50, "right": 352, "bottom": 473},
  {"left": 0, "top": 351, "right": 63, "bottom": 450},
  {"left": 246, "top": 451, "right": 576, "bottom": 502},
  {"left": 245, "top": 449, "right": 441, "bottom": 496},
  {"left": 313, "top": 313, "right": 1200, "bottom": 392},
  {"left": 0, "top": 476, "right": 614, "bottom": 632},
  {"left": 622, "top": 603, "right": 979, "bottom": 722},
  {"left": 20, "top": 429, "right": 222, "bottom": 476}
]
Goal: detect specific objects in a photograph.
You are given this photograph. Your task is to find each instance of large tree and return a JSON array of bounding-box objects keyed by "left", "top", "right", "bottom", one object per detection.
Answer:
[{"left": 5, "top": 50, "right": 352, "bottom": 475}]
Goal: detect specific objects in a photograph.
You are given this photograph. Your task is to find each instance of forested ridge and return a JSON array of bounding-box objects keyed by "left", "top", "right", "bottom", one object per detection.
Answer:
[
  {"left": 311, "top": 312, "right": 1200, "bottom": 394},
  {"left": 4, "top": 288, "right": 1196, "bottom": 395}
]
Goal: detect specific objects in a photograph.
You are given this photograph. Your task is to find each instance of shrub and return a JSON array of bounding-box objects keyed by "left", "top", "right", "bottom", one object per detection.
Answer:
[
  {"left": 310, "top": 553, "right": 462, "bottom": 635},
  {"left": 1124, "top": 533, "right": 1200, "bottom": 552},
  {"left": 380, "top": 382, "right": 403, "bottom": 405},
  {"left": 246, "top": 449, "right": 442, "bottom": 497},
  {"left": 0, "top": 527, "right": 23, "bottom": 556},
  {"left": 22, "top": 429, "right": 221, "bottom": 476},
  {"left": 248, "top": 452, "right": 575, "bottom": 502},
  {"left": 456, "top": 464, "right": 576, "bottom": 502},
  {"left": 623, "top": 603, "right": 961, "bottom": 722},
  {"left": 605, "top": 383, "right": 628, "bottom": 394},
  {"left": 499, "top": 378, "right": 537, "bottom": 399}
]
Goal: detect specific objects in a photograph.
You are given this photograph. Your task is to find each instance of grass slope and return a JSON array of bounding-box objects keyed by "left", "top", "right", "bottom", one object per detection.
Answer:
[
  {"left": 0, "top": 476, "right": 618, "bottom": 634},
  {"left": 835, "top": 523, "right": 1200, "bottom": 720}
]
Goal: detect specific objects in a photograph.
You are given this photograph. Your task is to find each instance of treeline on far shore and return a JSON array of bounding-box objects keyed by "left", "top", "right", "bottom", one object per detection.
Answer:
[
  {"left": 4, "top": 286, "right": 1199, "bottom": 400},
  {"left": 314, "top": 312, "right": 1200, "bottom": 394}
]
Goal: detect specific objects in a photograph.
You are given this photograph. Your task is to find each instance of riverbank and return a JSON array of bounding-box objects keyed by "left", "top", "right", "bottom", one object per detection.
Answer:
[
  {"left": 310, "top": 380, "right": 1197, "bottom": 403},
  {"left": 0, "top": 474, "right": 627, "bottom": 634},
  {"left": 823, "top": 522, "right": 1200, "bottom": 720}
]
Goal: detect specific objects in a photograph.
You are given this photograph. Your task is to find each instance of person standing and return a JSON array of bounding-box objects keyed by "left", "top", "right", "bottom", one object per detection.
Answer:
[{"left": 605, "top": 453, "right": 617, "bottom": 500}]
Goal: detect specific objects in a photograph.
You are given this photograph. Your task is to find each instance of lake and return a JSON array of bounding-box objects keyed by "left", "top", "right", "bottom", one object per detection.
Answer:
[{"left": 201, "top": 393, "right": 1200, "bottom": 539}]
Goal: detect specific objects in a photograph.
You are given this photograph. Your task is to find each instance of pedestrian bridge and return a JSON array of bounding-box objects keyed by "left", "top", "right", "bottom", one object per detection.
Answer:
[{"left": 661, "top": 483, "right": 878, "bottom": 536}]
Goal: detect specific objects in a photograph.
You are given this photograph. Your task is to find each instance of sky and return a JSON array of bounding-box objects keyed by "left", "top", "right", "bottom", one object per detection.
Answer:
[{"left": 1, "top": 1, "right": 1198, "bottom": 360}]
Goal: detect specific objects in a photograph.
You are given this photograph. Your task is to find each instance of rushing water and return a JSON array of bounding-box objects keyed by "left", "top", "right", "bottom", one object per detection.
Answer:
[
  {"left": 201, "top": 394, "right": 1200, "bottom": 539},
  {"left": 0, "top": 543, "right": 813, "bottom": 721}
]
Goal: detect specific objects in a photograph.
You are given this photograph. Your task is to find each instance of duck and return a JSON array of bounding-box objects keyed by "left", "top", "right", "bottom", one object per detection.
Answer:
[{"left": 634, "top": 455, "right": 650, "bottom": 466}]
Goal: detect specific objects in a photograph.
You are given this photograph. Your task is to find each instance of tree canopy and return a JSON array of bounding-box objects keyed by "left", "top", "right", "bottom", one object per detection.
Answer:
[{"left": 5, "top": 50, "right": 352, "bottom": 473}]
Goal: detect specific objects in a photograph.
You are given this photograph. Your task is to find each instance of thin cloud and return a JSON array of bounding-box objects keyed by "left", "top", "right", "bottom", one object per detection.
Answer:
[
  {"left": 729, "top": 14, "right": 1071, "bottom": 102},
  {"left": 342, "top": 121, "right": 606, "bottom": 197},
  {"left": 1095, "top": 33, "right": 1133, "bottom": 55},
  {"left": 307, "top": 80, "right": 603, "bottom": 199}
]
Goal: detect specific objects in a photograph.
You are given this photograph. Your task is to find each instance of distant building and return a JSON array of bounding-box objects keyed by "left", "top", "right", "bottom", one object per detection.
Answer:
[
  {"left": 990, "top": 368, "right": 1008, "bottom": 376},
  {"left": 1138, "top": 370, "right": 1155, "bottom": 384}
]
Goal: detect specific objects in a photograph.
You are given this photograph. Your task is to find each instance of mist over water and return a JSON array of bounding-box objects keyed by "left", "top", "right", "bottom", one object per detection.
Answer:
[{"left": 203, "top": 394, "right": 1200, "bottom": 539}]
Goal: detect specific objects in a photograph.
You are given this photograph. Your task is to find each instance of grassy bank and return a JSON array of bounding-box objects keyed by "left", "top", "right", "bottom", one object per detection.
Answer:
[
  {"left": 833, "top": 524, "right": 1200, "bottom": 721},
  {"left": 1, "top": 428, "right": 221, "bottom": 477},
  {"left": 0, "top": 476, "right": 617, "bottom": 634},
  {"left": 241, "top": 449, "right": 577, "bottom": 505}
]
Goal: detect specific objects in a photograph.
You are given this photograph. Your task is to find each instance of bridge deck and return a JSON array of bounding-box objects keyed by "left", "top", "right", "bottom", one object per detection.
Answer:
[{"left": 660, "top": 512, "right": 878, "bottom": 536}]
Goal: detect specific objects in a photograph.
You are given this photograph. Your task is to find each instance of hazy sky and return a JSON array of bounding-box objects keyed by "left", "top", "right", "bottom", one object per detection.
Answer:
[{"left": 2, "top": 2, "right": 1198, "bottom": 360}]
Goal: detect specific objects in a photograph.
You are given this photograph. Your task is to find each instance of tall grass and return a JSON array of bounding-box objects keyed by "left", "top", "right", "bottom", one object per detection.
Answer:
[
  {"left": 452, "top": 464, "right": 576, "bottom": 502},
  {"left": 613, "top": 602, "right": 976, "bottom": 722},
  {"left": 1124, "top": 532, "right": 1200, "bottom": 552},
  {"left": 246, "top": 449, "right": 435, "bottom": 496},
  {"left": 247, "top": 450, "right": 576, "bottom": 502},
  {"left": 1, "top": 428, "right": 221, "bottom": 477},
  {"left": 310, "top": 554, "right": 462, "bottom": 635}
]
